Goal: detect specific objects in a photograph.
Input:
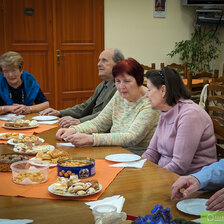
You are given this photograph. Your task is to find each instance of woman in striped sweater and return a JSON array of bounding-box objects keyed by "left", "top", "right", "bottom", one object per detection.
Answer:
[{"left": 56, "top": 58, "right": 160, "bottom": 155}]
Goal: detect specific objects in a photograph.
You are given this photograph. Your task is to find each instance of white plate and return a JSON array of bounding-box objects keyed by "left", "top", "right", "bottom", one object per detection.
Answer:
[
  {"left": 105, "top": 153, "right": 141, "bottom": 162},
  {"left": 29, "top": 158, "right": 56, "bottom": 167},
  {"left": 13, "top": 145, "right": 55, "bottom": 155},
  {"left": 176, "top": 198, "right": 208, "bottom": 216},
  {"left": 2, "top": 123, "right": 39, "bottom": 129},
  {"left": 0, "top": 114, "right": 25, "bottom": 121},
  {"left": 48, "top": 183, "right": 102, "bottom": 197},
  {"left": 7, "top": 137, "right": 45, "bottom": 146},
  {"left": 32, "top": 116, "right": 58, "bottom": 121},
  {"left": 0, "top": 133, "right": 24, "bottom": 140}
]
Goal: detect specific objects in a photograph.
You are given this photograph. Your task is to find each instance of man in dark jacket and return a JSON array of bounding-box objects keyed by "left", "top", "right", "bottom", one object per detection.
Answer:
[{"left": 40, "top": 48, "right": 124, "bottom": 127}]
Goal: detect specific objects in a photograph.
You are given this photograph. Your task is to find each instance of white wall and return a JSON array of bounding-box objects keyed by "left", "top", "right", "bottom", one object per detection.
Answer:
[{"left": 105, "top": 0, "right": 224, "bottom": 73}]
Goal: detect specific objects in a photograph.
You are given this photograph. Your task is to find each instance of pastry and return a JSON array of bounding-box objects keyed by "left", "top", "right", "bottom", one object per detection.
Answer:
[
  {"left": 0, "top": 154, "right": 29, "bottom": 172},
  {"left": 53, "top": 182, "right": 67, "bottom": 194}
]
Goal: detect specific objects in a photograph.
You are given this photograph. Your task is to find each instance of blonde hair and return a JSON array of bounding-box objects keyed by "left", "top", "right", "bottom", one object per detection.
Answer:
[{"left": 0, "top": 51, "right": 24, "bottom": 73}]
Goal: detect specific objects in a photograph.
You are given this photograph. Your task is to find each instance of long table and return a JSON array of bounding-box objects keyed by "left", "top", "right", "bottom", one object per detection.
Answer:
[{"left": 0, "top": 114, "right": 211, "bottom": 223}]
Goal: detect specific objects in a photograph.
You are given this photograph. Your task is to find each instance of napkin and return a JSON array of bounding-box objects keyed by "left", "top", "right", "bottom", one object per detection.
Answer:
[
  {"left": 0, "top": 219, "right": 33, "bottom": 224},
  {"left": 37, "top": 120, "right": 58, "bottom": 125},
  {"left": 109, "top": 159, "right": 147, "bottom": 169},
  {"left": 85, "top": 195, "right": 125, "bottom": 213},
  {"left": 56, "top": 142, "right": 75, "bottom": 147}
]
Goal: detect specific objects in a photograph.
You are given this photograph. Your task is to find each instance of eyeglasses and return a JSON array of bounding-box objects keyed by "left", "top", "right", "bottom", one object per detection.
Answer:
[{"left": 2, "top": 68, "right": 19, "bottom": 75}]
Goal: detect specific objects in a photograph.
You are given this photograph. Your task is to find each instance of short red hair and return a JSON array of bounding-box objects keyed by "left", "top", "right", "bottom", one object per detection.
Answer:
[{"left": 112, "top": 58, "right": 144, "bottom": 86}]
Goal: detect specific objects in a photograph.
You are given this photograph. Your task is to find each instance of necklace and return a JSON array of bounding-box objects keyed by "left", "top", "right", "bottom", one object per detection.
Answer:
[{"left": 9, "top": 88, "right": 25, "bottom": 103}]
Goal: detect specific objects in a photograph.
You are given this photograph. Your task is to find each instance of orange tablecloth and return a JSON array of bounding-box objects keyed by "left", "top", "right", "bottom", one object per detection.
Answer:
[
  {"left": 0, "top": 160, "right": 123, "bottom": 201},
  {"left": 0, "top": 121, "right": 57, "bottom": 144}
]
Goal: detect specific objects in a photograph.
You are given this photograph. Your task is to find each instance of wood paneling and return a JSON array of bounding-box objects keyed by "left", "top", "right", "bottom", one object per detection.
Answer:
[
  {"left": 0, "top": 0, "right": 4, "bottom": 53},
  {"left": 2, "top": 0, "right": 55, "bottom": 107},
  {"left": 0, "top": 0, "right": 104, "bottom": 110},
  {"left": 55, "top": 0, "right": 103, "bottom": 109}
]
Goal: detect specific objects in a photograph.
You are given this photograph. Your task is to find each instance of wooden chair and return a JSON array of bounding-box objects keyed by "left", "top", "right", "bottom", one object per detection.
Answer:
[
  {"left": 141, "top": 63, "right": 156, "bottom": 86},
  {"left": 160, "top": 62, "right": 188, "bottom": 79},
  {"left": 141, "top": 63, "right": 156, "bottom": 75},
  {"left": 206, "top": 83, "right": 224, "bottom": 159},
  {"left": 223, "top": 63, "right": 224, "bottom": 76},
  {"left": 212, "top": 75, "right": 224, "bottom": 84},
  {"left": 188, "top": 70, "right": 219, "bottom": 104}
]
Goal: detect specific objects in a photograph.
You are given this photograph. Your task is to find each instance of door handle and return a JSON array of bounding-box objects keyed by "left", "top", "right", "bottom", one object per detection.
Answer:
[{"left": 56, "top": 49, "right": 60, "bottom": 66}]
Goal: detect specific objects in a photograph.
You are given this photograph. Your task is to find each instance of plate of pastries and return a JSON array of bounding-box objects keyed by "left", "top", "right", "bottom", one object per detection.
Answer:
[
  {"left": 0, "top": 132, "right": 23, "bottom": 140},
  {"left": 30, "top": 148, "right": 69, "bottom": 167},
  {"left": 13, "top": 141, "right": 55, "bottom": 155},
  {"left": 0, "top": 153, "right": 29, "bottom": 172},
  {"left": 3, "top": 119, "right": 39, "bottom": 129},
  {"left": 48, "top": 175, "right": 102, "bottom": 197},
  {"left": 7, "top": 135, "right": 44, "bottom": 145}
]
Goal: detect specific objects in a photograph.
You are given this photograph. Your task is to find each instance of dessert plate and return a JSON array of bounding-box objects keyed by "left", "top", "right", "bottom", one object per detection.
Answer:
[
  {"left": 29, "top": 158, "right": 56, "bottom": 167},
  {"left": 48, "top": 183, "right": 102, "bottom": 197},
  {"left": 7, "top": 137, "right": 44, "bottom": 146},
  {"left": 32, "top": 116, "right": 58, "bottom": 121},
  {"left": 2, "top": 123, "right": 39, "bottom": 129},
  {"left": 0, "top": 114, "right": 25, "bottom": 121},
  {"left": 0, "top": 133, "right": 24, "bottom": 140},
  {"left": 13, "top": 145, "right": 55, "bottom": 155},
  {"left": 176, "top": 198, "right": 208, "bottom": 216},
  {"left": 105, "top": 153, "right": 141, "bottom": 162}
]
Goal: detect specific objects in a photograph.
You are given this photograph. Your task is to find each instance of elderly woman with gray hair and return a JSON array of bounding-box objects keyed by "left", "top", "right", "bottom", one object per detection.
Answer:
[{"left": 0, "top": 51, "right": 49, "bottom": 115}]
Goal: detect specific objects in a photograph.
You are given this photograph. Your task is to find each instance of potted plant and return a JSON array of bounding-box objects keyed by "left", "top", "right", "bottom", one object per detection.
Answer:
[{"left": 167, "top": 27, "right": 223, "bottom": 74}]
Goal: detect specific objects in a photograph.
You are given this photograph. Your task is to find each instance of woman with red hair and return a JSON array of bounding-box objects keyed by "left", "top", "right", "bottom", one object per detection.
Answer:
[{"left": 56, "top": 58, "right": 159, "bottom": 155}]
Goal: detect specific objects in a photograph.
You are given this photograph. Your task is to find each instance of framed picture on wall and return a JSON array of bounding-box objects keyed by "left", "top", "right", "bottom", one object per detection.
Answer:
[{"left": 154, "top": 0, "right": 166, "bottom": 18}]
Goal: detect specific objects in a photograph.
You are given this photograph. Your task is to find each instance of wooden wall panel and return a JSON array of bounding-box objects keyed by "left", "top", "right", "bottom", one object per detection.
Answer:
[
  {"left": 61, "top": 51, "right": 96, "bottom": 91},
  {"left": 21, "top": 52, "right": 53, "bottom": 104},
  {"left": 60, "top": 0, "right": 94, "bottom": 43},
  {"left": 5, "top": 0, "right": 49, "bottom": 45},
  {"left": 0, "top": 0, "right": 5, "bottom": 54}
]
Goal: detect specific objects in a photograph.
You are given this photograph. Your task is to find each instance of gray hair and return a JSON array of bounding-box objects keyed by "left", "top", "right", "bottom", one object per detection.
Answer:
[
  {"left": 0, "top": 51, "right": 24, "bottom": 73},
  {"left": 112, "top": 48, "right": 124, "bottom": 63}
]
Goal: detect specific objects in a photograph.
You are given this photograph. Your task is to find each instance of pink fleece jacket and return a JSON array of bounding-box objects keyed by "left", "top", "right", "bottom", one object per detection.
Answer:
[{"left": 142, "top": 99, "right": 217, "bottom": 175}]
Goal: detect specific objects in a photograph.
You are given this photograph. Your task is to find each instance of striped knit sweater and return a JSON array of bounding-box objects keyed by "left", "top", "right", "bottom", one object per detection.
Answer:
[{"left": 71, "top": 91, "right": 160, "bottom": 155}]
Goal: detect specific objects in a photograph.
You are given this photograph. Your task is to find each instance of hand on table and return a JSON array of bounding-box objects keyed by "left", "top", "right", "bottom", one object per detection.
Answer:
[
  {"left": 39, "top": 108, "right": 60, "bottom": 116},
  {"left": 56, "top": 128, "right": 77, "bottom": 140},
  {"left": 171, "top": 176, "right": 200, "bottom": 200},
  {"left": 206, "top": 188, "right": 224, "bottom": 211},
  {"left": 59, "top": 116, "right": 81, "bottom": 127},
  {"left": 66, "top": 133, "right": 93, "bottom": 147},
  {"left": 11, "top": 104, "right": 30, "bottom": 115}
]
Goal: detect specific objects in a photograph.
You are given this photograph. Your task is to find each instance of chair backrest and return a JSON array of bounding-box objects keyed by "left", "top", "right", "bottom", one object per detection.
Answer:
[
  {"left": 212, "top": 76, "right": 224, "bottom": 84},
  {"left": 187, "top": 70, "right": 219, "bottom": 103},
  {"left": 141, "top": 63, "right": 156, "bottom": 86},
  {"left": 206, "top": 83, "right": 224, "bottom": 159},
  {"left": 223, "top": 63, "right": 224, "bottom": 76},
  {"left": 160, "top": 62, "right": 188, "bottom": 78},
  {"left": 141, "top": 63, "right": 156, "bottom": 72},
  {"left": 141, "top": 63, "right": 156, "bottom": 70}
]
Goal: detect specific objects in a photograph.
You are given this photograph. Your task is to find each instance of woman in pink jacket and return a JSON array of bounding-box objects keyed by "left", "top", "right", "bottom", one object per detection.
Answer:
[{"left": 142, "top": 67, "right": 217, "bottom": 175}]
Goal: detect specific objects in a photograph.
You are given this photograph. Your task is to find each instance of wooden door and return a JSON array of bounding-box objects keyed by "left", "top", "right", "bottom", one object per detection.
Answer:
[
  {"left": 55, "top": 0, "right": 103, "bottom": 109},
  {"left": 0, "top": 0, "right": 104, "bottom": 110},
  {"left": 0, "top": 0, "right": 55, "bottom": 106}
]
